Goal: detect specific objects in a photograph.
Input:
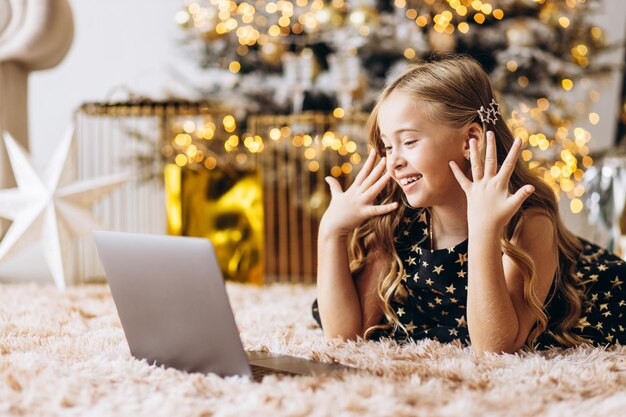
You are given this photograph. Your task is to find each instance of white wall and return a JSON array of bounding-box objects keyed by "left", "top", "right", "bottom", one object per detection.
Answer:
[
  {"left": 29, "top": 0, "right": 195, "bottom": 163},
  {"left": 1, "top": 0, "right": 624, "bottom": 283}
]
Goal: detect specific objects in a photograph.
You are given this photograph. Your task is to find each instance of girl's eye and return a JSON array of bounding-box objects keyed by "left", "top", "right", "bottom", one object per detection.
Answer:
[
  {"left": 403, "top": 140, "right": 418, "bottom": 146},
  {"left": 383, "top": 145, "right": 392, "bottom": 153}
]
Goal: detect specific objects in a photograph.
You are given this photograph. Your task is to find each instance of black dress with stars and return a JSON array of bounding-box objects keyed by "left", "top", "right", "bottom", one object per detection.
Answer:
[{"left": 312, "top": 208, "right": 626, "bottom": 348}]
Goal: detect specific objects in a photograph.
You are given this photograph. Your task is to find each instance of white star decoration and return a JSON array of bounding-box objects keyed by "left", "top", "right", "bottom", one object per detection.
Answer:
[{"left": 0, "top": 131, "right": 128, "bottom": 289}]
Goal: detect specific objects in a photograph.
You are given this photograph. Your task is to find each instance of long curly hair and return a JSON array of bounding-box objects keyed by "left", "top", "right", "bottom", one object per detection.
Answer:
[{"left": 351, "top": 54, "right": 588, "bottom": 348}]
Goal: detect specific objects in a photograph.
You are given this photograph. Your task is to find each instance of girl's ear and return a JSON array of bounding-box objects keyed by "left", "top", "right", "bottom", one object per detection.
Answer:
[{"left": 463, "top": 123, "right": 485, "bottom": 154}]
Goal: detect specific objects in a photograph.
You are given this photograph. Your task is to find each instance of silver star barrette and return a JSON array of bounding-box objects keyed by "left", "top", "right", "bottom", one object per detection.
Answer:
[{"left": 477, "top": 99, "right": 501, "bottom": 125}]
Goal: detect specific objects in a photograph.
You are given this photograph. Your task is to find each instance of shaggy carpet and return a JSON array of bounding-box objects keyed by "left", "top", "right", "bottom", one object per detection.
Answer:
[{"left": 0, "top": 282, "right": 625, "bottom": 417}]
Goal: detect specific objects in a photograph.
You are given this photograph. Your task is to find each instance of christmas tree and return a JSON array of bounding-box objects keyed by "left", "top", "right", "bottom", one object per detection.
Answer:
[{"left": 174, "top": 0, "right": 617, "bottom": 212}]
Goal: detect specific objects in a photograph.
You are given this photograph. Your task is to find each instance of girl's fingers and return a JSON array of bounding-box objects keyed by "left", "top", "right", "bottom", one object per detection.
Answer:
[
  {"left": 325, "top": 176, "right": 343, "bottom": 196},
  {"left": 361, "top": 156, "right": 387, "bottom": 189},
  {"left": 363, "top": 202, "right": 399, "bottom": 218},
  {"left": 354, "top": 148, "right": 378, "bottom": 185},
  {"left": 469, "top": 138, "right": 483, "bottom": 180},
  {"left": 498, "top": 137, "right": 522, "bottom": 182},
  {"left": 448, "top": 160, "right": 472, "bottom": 192},
  {"left": 364, "top": 170, "right": 393, "bottom": 201},
  {"left": 508, "top": 184, "right": 535, "bottom": 211},
  {"left": 484, "top": 131, "right": 498, "bottom": 177}
]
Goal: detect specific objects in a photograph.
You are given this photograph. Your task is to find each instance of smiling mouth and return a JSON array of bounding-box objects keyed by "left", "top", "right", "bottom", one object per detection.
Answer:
[{"left": 399, "top": 175, "right": 422, "bottom": 186}]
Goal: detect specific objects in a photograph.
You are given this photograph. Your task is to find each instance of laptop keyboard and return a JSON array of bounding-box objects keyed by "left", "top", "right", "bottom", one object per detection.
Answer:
[{"left": 249, "top": 364, "right": 299, "bottom": 381}]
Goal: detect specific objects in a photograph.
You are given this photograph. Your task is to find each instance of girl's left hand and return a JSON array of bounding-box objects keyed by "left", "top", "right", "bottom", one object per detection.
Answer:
[{"left": 448, "top": 131, "right": 535, "bottom": 233}]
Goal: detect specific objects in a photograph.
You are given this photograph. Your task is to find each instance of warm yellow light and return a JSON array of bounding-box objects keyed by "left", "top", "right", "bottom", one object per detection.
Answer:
[
  {"left": 269, "top": 128, "right": 281, "bottom": 141},
  {"left": 492, "top": 9, "right": 504, "bottom": 19},
  {"left": 331, "top": 166, "right": 343, "bottom": 177},
  {"left": 518, "top": 76, "right": 529, "bottom": 88},
  {"left": 589, "top": 112, "right": 600, "bottom": 125},
  {"left": 558, "top": 17, "right": 570, "bottom": 28},
  {"left": 406, "top": 9, "right": 418, "bottom": 20},
  {"left": 308, "top": 160, "right": 320, "bottom": 172},
  {"left": 582, "top": 155, "right": 593, "bottom": 167},
  {"left": 521, "top": 150, "right": 533, "bottom": 161},
  {"left": 506, "top": 60, "right": 518, "bottom": 72},
  {"left": 341, "top": 163, "right": 353, "bottom": 174},
  {"left": 415, "top": 16, "right": 428, "bottom": 27},
  {"left": 175, "top": 154, "right": 188, "bottom": 167},
  {"left": 480, "top": 3, "right": 492, "bottom": 14},
  {"left": 404, "top": 48, "right": 416, "bottom": 59},
  {"left": 333, "top": 107, "right": 345, "bottom": 118},
  {"left": 457, "top": 5, "right": 468, "bottom": 16},
  {"left": 561, "top": 79, "right": 574, "bottom": 91},
  {"left": 570, "top": 198, "right": 583, "bottom": 213},
  {"left": 304, "top": 148, "right": 316, "bottom": 159},
  {"left": 229, "top": 61, "right": 241, "bottom": 73},
  {"left": 458, "top": 22, "right": 469, "bottom": 33},
  {"left": 204, "top": 156, "right": 217, "bottom": 170},
  {"left": 350, "top": 153, "right": 362, "bottom": 164},
  {"left": 474, "top": 13, "right": 485, "bottom": 24}
]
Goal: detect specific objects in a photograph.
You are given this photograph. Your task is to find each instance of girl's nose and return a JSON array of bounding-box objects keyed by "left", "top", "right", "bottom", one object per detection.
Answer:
[{"left": 389, "top": 150, "right": 407, "bottom": 169}]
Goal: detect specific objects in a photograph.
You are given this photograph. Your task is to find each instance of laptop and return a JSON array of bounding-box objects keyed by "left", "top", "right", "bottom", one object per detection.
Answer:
[{"left": 93, "top": 230, "right": 350, "bottom": 382}]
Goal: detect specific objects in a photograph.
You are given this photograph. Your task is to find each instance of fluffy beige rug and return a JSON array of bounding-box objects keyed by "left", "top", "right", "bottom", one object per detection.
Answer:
[{"left": 1, "top": 282, "right": 625, "bottom": 417}]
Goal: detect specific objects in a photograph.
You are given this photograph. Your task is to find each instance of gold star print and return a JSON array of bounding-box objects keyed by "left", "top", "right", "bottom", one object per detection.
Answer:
[
  {"left": 455, "top": 316, "right": 467, "bottom": 327},
  {"left": 435, "top": 297, "right": 443, "bottom": 305},
  {"left": 602, "top": 311, "right": 612, "bottom": 318},
  {"left": 400, "top": 270, "right": 408, "bottom": 281},
  {"left": 442, "top": 310, "right": 449, "bottom": 316},
  {"left": 413, "top": 273, "right": 420, "bottom": 282},
  {"left": 403, "top": 230, "right": 409, "bottom": 236},
  {"left": 449, "top": 328, "right": 458, "bottom": 336},
  {"left": 619, "top": 300, "right": 625, "bottom": 307},
  {"left": 423, "top": 227, "right": 429, "bottom": 236},
  {"left": 589, "top": 274, "right": 599, "bottom": 282},
  {"left": 425, "top": 278, "right": 434, "bottom": 286},
  {"left": 422, "top": 261, "right": 429, "bottom": 267},
  {"left": 433, "top": 265, "right": 444, "bottom": 274},
  {"left": 591, "top": 293, "right": 599, "bottom": 303},
  {"left": 428, "top": 302, "right": 435, "bottom": 309},
  {"left": 406, "top": 322, "right": 417, "bottom": 332},
  {"left": 455, "top": 253, "right": 468, "bottom": 266},
  {"left": 403, "top": 216, "right": 412, "bottom": 224},
  {"left": 411, "top": 244, "right": 420, "bottom": 253},
  {"left": 576, "top": 272, "right": 584, "bottom": 278},
  {"left": 619, "top": 325, "right": 624, "bottom": 332},
  {"left": 595, "top": 322, "right": 603, "bottom": 330},
  {"left": 599, "top": 303, "right": 609, "bottom": 311},
  {"left": 575, "top": 316, "right": 591, "bottom": 330},
  {"left": 447, "top": 247, "right": 455, "bottom": 253},
  {"left": 457, "top": 270, "right": 466, "bottom": 278},
  {"left": 446, "top": 284, "right": 456, "bottom": 294},
  {"left": 604, "top": 291, "right": 613, "bottom": 300},
  {"left": 611, "top": 276, "right": 623, "bottom": 288},
  {"left": 406, "top": 256, "right": 416, "bottom": 266},
  {"left": 450, "top": 298, "right": 459, "bottom": 304},
  {"left": 598, "top": 264, "right": 608, "bottom": 271},
  {"left": 605, "top": 334, "right": 614, "bottom": 343},
  {"left": 418, "top": 211, "right": 427, "bottom": 223},
  {"left": 397, "top": 307, "right": 405, "bottom": 317}
]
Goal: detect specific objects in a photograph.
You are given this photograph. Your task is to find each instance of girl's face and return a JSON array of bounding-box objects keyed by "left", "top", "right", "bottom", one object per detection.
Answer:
[{"left": 377, "top": 92, "right": 467, "bottom": 208}]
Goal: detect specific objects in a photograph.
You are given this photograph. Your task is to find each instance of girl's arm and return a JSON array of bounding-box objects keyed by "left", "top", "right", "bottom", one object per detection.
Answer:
[
  {"left": 316, "top": 149, "right": 397, "bottom": 340},
  {"left": 467, "top": 211, "right": 557, "bottom": 354},
  {"left": 450, "top": 131, "right": 556, "bottom": 354},
  {"left": 316, "top": 231, "right": 385, "bottom": 339}
]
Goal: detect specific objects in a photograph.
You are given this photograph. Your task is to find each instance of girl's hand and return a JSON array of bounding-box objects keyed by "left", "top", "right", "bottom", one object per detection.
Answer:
[
  {"left": 448, "top": 131, "right": 534, "bottom": 233},
  {"left": 320, "top": 149, "right": 398, "bottom": 238}
]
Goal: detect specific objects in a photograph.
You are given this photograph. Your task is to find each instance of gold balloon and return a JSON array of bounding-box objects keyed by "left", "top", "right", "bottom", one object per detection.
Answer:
[{"left": 165, "top": 163, "right": 264, "bottom": 284}]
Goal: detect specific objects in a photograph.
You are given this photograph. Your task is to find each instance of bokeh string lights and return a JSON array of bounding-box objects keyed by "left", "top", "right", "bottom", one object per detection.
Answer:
[{"left": 174, "top": 0, "right": 618, "bottom": 213}]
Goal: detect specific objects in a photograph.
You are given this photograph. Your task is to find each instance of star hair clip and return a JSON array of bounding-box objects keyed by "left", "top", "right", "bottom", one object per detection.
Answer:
[{"left": 477, "top": 99, "right": 501, "bottom": 125}]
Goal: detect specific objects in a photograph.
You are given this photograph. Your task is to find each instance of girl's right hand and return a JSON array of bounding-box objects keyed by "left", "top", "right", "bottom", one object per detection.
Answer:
[{"left": 320, "top": 149, "right": 398, "bottom": 238}]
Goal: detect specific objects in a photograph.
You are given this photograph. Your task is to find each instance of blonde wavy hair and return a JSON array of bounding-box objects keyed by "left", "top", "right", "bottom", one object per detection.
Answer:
[{"left": 351, "top": 54, "right": 589, "bottom": 348}]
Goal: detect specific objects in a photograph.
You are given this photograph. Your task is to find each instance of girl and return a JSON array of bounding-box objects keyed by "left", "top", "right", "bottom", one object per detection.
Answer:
[{"left": 312, "top": 55, "right": 625, "bottom": 354}]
